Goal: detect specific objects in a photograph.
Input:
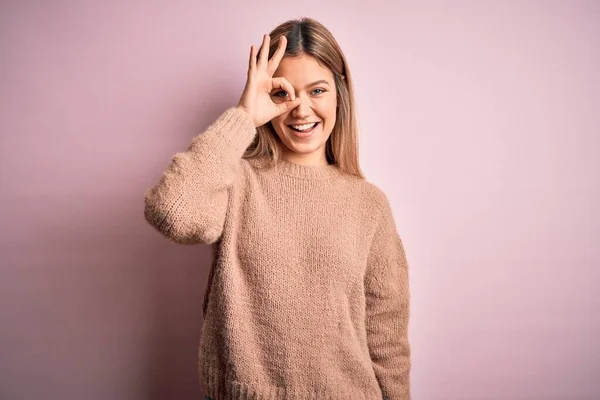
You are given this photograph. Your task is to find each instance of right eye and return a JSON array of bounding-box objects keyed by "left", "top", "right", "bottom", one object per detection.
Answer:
[{"left": 272, "top": 91, "right": 288, "bottom": 98}]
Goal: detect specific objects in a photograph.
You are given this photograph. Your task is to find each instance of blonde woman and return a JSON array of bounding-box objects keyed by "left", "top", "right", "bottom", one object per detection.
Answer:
[{"left": 144, "top": 17, "right": 411, "bottom": 400}]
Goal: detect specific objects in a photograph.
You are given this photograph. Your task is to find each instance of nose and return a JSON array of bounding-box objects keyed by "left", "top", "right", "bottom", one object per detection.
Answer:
[{"left": 290, "top": 93, "right": 312, "bottom": 119}]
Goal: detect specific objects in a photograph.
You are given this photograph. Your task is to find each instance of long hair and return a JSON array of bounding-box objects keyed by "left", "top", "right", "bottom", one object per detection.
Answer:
[{"left": 243, "top": 17, "right": 365, "bottom": 179}]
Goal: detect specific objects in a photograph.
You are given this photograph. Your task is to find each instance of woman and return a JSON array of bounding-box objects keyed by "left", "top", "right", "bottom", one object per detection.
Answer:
[{"left": 144, "top": 17, "right": 411, "bottom": 400}]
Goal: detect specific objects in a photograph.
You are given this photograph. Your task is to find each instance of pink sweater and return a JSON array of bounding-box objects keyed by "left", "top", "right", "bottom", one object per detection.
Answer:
[{"left": 144, "top": 107, "right": 411, "bottom": 399}]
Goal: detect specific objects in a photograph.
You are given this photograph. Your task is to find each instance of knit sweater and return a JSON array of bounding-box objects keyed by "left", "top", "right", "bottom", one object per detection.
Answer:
[{"left": 144, "top": 107, "right": 411, "bottom": 400}]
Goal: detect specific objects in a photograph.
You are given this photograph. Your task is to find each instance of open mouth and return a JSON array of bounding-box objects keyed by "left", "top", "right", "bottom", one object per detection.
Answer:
[{"left": 287, "top": 122, "right": 320, "bottom": 132}]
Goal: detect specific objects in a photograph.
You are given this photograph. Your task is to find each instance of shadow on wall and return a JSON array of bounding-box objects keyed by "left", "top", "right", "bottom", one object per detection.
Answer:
[
  {"left": 141, "top": 236, "right": 214, "bottom": 400},
  {"left": 1, "top": 190, "right": 215, "bottom": 399},
  {"left": 1, "top": 78, "right": 236, "bottom": 399}
]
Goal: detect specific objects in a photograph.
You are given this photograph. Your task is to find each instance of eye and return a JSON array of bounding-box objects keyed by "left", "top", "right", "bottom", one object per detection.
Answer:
[
  {"left": 312, "top": 88, "right": 326, "bottom": 95},
  {"left": 272, "top": 91, "right": 288, "bottom": 98}
]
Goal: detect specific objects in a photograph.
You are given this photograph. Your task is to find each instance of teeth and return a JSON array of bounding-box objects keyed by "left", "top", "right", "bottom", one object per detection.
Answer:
[{"left": 291, "top": 122, "right": 317, "bottom": 131}]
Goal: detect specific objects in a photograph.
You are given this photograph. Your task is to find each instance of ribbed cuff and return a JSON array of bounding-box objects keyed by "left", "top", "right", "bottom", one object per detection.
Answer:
[{"left": 212, "top": 106, "right": 257, "bottom": 158}]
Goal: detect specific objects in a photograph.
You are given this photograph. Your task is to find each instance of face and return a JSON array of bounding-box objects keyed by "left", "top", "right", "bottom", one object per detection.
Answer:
[{"left": 270, "top": 53, "right": 337, "bottom": 165}]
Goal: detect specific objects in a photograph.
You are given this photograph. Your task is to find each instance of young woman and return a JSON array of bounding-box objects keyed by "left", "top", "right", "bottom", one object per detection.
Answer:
[{"left": 144, "top": 17, "right": 411, "bottom": 400}]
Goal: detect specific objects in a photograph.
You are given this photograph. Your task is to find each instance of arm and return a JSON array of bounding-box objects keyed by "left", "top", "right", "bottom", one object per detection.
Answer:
[
  {"left": 144, "top": 107, "right": 256, "bottom": 244},
  {"left": 365, "top": 197, "right": 412, "bottom": 399}
]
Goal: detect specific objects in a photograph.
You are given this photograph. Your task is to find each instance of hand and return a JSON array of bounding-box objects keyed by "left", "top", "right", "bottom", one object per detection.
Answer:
[{"left": 237, "top": 34, "right": 301, "bottom": 128}]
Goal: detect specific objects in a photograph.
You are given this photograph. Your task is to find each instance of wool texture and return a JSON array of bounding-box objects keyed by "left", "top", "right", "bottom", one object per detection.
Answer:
[{"left": 144, "top": 107, "right": 411, "bottom": 399}]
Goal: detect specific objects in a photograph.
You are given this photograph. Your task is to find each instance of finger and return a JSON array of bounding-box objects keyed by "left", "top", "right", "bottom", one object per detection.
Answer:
[
  {"left": 248, "top": 45, "right": 257, "bottom": 73},
  {"left": 275, "top": 97, "right": 302, "bottom": 115},
  {"left": 257, "top": 34, "right": 270, "bottom": 69},
  {"left": 271, "top": 77, "right": 296, "bottom": 101},
  {"left": 267, "top": 36, "right": 286, "bottom": 76}
]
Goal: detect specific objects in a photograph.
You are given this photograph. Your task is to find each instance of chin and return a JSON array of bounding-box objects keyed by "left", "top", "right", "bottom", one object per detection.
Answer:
[{"left": 284, "top": 141, "right": 325, "bottom": 155}]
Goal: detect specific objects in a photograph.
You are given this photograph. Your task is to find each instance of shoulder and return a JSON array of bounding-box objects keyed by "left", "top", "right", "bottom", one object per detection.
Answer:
[
  {"left": 239, "top": 156, "right": 273, "bottom": 181},
  {"left": 357, "top": 179, "right": 394, "bottom": 218},
  {"left": 332, "top": 175, "right": 396, "bottom": 229}
]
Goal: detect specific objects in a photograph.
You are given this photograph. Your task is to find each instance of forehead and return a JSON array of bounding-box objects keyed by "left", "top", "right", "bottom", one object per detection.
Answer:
[{"left": 273, "top": 53, "right": 334, "bottom": 82}]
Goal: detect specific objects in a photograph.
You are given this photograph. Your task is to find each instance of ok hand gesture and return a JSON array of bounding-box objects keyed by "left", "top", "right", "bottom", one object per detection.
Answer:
[{"left": 237, "top": 35, "right": 301, "bottom": 128}]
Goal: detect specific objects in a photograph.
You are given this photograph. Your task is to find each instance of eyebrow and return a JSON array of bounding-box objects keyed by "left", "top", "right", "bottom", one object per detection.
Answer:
[{"left": 304, "top": 79, "right": 330, "bottom": 89}]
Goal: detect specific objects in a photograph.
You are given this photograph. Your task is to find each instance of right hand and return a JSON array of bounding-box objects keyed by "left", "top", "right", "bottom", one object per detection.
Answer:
[{"left": 237, "top": 34, "right": 302, "bottom": 128}]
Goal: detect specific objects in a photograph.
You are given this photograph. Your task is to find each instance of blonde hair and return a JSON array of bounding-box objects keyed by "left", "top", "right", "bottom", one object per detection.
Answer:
[{"left": 243, "top": 17, "right": 365, "bottom": 179}]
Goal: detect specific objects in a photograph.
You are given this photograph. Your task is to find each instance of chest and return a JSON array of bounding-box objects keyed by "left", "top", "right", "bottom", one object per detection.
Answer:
[{"left": 233, "top": 179, "right": 372, "bottom": 290}]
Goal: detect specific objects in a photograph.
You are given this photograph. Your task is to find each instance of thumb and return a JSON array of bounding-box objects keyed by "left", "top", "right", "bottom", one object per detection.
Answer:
[{"left": 274, "top": 97, "right": 301, "bottom": 115}]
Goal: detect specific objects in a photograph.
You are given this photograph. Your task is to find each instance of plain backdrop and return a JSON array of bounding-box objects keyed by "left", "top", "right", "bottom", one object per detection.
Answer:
[{"left": 1, "top": 1, "right": 598, "bottom": 399}]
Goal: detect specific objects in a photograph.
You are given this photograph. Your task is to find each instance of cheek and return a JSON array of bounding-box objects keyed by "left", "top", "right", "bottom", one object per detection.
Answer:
[
  {"left": 270, "top": 115, "right": 286, "bottom": 131},
  {"left": 269, "top": 117, "right": 288, "bottom": 139},
  {"left": 271, "top": 114, "right": 284, "bottom": 125},
  {"left": 323, "top": 97, "right": 337, "bottom": 116},
  {"left": 323, "top": 100, "right": 337, "bottom": 124}
]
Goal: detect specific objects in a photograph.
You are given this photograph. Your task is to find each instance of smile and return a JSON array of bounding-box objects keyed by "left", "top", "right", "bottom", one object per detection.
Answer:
[
  {"left": 287, "top": 122, "right": 320, "bottom": 138},
  {"left": 288, "top": 122, "right": 319, "bottom": 132}
]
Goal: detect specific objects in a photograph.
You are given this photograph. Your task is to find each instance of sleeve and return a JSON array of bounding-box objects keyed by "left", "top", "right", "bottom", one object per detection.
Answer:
[
  {"left": 143, "top": 107, "right": 256, "bottom": 245},
  {"left": 364, "top": 196, "right": 412, "bottom": 400}
]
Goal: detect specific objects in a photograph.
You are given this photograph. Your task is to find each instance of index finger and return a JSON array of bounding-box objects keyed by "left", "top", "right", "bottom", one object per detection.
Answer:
[{"left": 267, "top": 36, "right": 287, "bottom": 76}]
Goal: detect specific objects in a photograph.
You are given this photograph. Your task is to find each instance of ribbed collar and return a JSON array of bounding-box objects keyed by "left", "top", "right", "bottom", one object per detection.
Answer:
[
  {"left": 274, "top": 159, "right": 342, "bottom": 180},
  {"left": 248, "top": 157, "right": 342, "bottom": 180}
]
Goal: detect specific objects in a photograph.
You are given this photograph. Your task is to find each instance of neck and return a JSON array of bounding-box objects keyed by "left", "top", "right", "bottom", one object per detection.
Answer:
[{"left": 281, "top": 150, "right": 329, "bottom": 167}]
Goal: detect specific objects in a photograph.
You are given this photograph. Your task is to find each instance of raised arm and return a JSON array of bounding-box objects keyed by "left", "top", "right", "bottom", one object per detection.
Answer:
[
  {"left": 143, "top": 107, "right": 256, "bottom": 244},
  {"left": 144, "top": 33, "right": 302, "bottom": 244}
]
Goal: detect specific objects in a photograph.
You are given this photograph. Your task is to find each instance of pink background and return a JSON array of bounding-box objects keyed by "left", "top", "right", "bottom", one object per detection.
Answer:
[{"left": 1, "top": 1, "right": 598, "bottom": 399}]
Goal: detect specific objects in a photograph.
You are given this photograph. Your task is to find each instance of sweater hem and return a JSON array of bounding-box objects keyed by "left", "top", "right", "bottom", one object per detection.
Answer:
[{"left": 200, "top": 363, "right": 382, "bottom": 400}]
